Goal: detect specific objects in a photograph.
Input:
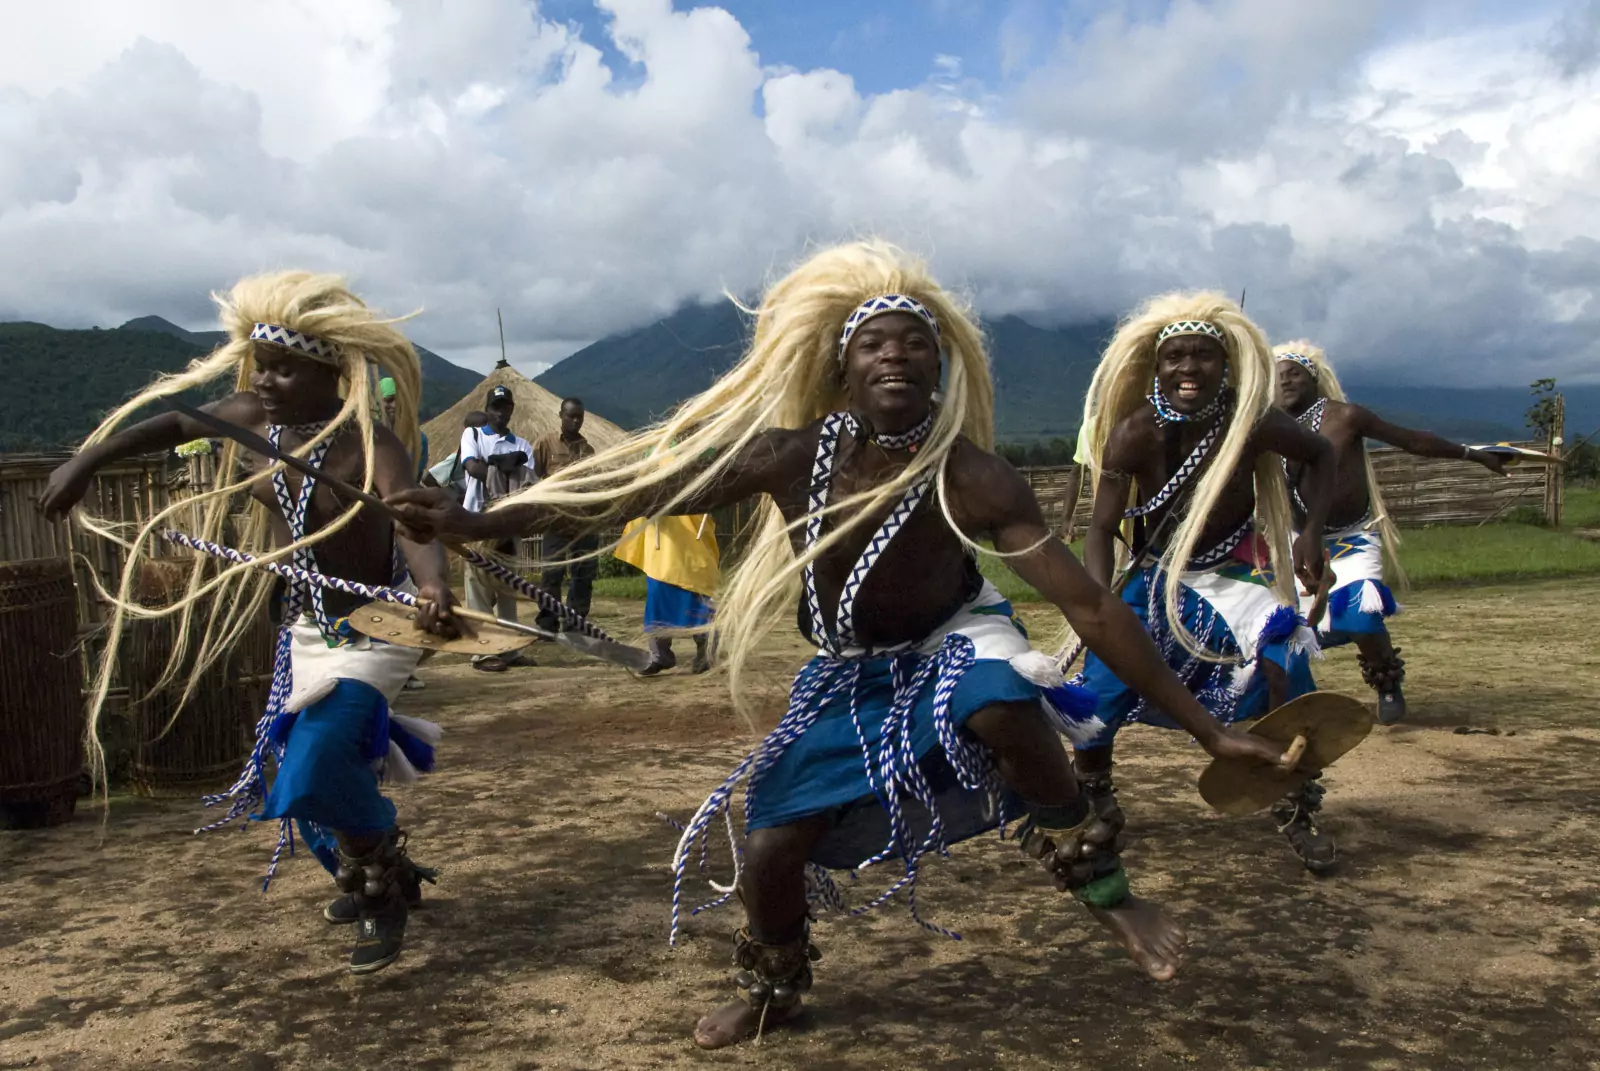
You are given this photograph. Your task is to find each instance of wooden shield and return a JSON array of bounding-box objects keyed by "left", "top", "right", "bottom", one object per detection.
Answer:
[
  {"left": 346, "top": 601, "right": 533, "bottom": 657},
  {"left": 1197, "top": 692, "right": 1374, "bottom": 817}
]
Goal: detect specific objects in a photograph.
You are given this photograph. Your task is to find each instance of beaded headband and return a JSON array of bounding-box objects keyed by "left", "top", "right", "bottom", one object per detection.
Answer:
[
  {"left": 1156, "top": 319, "right": 1225, "bottom": 345},
  {"left": 837, "top": 293, "right": 941, "bottom": 363},
  {"left": 250, "top": 322, "right": 338, "bottom": 361},
  {"left": 1276, "top": 352, "right": 1318, "bottom": 377}
]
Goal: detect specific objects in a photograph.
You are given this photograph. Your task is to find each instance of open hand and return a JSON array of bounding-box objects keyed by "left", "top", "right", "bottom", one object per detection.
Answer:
[
  {"left": 387, "top": 486, "right": 480, "bottom": 543},
  {"left": 39, "top": 458, "right": 95, "bottom": 521},
  {"left": 1204, "top": 725, "right": 1309, "bottom": 772}
]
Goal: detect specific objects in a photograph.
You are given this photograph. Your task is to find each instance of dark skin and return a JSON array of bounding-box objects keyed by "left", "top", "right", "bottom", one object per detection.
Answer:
[
  {"left": 390, "top": 312, "right": 1301, "bottom": 1047},
  {"left": 1080, "top": 335, "right": 1337, "bottom": 780},
  {"left": 464, "top": 398, "right": 524, "bottom": 483},
  {"left": 40, "top": 344, "right": 462, "bottom": 639},
  {"left": 1276, "top": 359, "right": 1505, "bottom": 664},
  {"left": 530, "top": 400, "right": 587, "bottom": 480}
]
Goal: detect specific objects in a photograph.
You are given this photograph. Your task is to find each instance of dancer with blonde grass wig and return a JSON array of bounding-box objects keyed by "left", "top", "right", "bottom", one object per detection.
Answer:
[
  {"left": 389, "top": 242, "right": 1300, "bottom": 1048},
  {"left": 1074, "top": 293, "right": 1343, "bottom": 872},
  {"left": 41, "top": 271, "right": 462, "bottom": 975},
  {"left": 1275, "top": 341, "right": 1505, "bottom": 724}
]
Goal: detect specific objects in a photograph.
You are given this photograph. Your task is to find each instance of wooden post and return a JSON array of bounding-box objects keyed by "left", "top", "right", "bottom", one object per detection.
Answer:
[
  {"left": 1547, "top": 393, "right": 1565, "bottom": 527},
  {"left": 1061, "top": 463, "right": 1087, "bottom": 542}
]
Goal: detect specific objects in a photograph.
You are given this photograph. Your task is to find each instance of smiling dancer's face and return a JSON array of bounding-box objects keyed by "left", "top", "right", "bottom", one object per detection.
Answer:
[
  {"left": 841, "top": 312, "right": 940, "bottom": 429},
  {"left": 250, "top": 344, "right": 341, "bottom": 423},
  {"left": 1155, "top": 334, "right": 1228, "bottom": 414}
]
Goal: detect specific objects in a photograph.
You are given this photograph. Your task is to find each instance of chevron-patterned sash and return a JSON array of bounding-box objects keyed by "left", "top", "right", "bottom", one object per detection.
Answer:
[{"left": 801, "top": 413, "right": 935, "bottom": 656}]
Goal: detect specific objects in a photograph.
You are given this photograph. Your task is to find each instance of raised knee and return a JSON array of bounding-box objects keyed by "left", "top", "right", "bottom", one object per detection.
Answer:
[
  {"left": 743, "top": 825, "right": 815, "bottom": 875},
  {"left": 963, "top": 698, "right": 1054, "bottom": 743}
]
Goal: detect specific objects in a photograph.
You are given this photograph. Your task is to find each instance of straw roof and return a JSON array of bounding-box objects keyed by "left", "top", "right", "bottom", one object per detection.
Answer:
[{"left": 422, "top": 362, "right": 628, "bottom": 467}]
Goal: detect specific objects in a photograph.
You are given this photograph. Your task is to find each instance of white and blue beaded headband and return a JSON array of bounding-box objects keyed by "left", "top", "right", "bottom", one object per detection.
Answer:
[
  {"left": 1156, "top": 319, "right": 1226, "bottom": 345},
  {"left": 837, "top": 293, "right": 942, "bottom": 363},
  {"left": 1276, "top": 352, "right": 1318, "bottom": 377},
  {"left": 249, "top": 321, "right": 338, "bottom": 361}
]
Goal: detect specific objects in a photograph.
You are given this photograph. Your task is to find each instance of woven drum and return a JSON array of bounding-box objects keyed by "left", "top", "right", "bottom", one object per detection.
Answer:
[
  {"left": 0, "top": 558, "right": 84, "bottom": 828},
  {"left": 125, "top": 559, "right": 271, "bottom": 798}
]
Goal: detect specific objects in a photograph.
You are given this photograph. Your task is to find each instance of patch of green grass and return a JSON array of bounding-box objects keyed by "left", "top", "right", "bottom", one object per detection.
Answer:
[
  {"left": 593, "top": 509, "right": 1600, "bottom": 606},
  {"left": 1561, "top": 485, "right": 1600, "bottom": 529},
  {"left": 593, "top": 574, "right": 648, "bottom": 599},
  {"left": 975, "top": 543, "right": 1081, "bottom": 605},
  {"left": 1397, "top": 523, "right": 1600, "bottom": 587}
]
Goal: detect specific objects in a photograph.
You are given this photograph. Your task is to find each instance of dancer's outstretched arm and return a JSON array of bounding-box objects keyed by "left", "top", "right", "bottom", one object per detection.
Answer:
[
  {"left": 1350, "top": 405, "right": 1508, "bottom": 474},
  {"left": 388, "top": 427, "right": 814, "bottom": 543},
  {"left": 947, "top": 444, "right": 1296, "bottom": 769},
  {"left": 41, "top": 393, "right": 264, "bottom": 520}
]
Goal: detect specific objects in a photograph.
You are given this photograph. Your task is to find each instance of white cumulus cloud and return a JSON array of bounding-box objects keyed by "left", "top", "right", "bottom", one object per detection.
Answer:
[{"left": 0, "top": 0, "right": 1595, "bottom": 385}]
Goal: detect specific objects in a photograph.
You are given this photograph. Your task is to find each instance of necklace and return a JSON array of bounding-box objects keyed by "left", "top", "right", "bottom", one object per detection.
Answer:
[
  {"left": 1150, "top": 380, "right": 1232, "bottom": 428},
  {"left": 845, "top": 410, "right": 934, "bottom": 454}
]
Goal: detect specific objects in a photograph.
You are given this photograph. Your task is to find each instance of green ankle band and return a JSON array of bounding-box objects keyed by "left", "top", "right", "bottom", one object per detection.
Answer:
[{"left": 1072, "top": 865, "right": 1130, "bottom": 909}]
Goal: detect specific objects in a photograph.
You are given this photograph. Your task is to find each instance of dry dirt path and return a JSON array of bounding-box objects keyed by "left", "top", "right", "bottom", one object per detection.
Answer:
[{"left": 2, "top": 580, "right": 1598, "bottom": 1070}]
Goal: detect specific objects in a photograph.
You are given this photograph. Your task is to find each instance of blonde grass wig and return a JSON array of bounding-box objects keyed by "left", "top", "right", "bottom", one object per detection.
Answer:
[
  {"left": 1082, "top": 291, "right": 1296, "bottom": 660},
  {"left": 491, "top": 240, "right": 995, "bottom": 725},
  {"left": 74, "top": 271, "right": 422, "bottom": 793},
  {"left": 1275, "top": 339, "right": 1406, "bottom": 586}
]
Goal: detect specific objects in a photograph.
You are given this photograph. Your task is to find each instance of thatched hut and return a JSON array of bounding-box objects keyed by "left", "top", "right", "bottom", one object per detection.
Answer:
[{"left": 422, "top": 361, "right": 628, "bottom": 469}]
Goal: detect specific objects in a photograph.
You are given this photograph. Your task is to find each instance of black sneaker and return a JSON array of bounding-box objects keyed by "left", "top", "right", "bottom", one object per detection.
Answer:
[
  {"left": 325, "top": 860, "right": 436, "bottom": 924},
  {"left": 349, "top": 895, "right": 408, "bottom": 975},
  {"left": 640, "top": 643, "right": 677, "bottom": 677}
]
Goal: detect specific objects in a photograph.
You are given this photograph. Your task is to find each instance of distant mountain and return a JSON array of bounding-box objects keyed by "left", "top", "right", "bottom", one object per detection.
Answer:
[
  {"left": 984, "top": 316, "right": 1111, "bottom": 439},
  {"left": 118, "top": 314, "right": 226, "bottom": 350},
  {"left": 0, "top": 322, "right": 214, "bottom": 452},
  {"left": 9, "top": 307, "right": 1585, "bottom": 455},
  {"left": 115, "top": 316, "right": 485, "bottom": 417},
  {"left": 533, "top": 302, "right": 1109, "bottom": 440},
  {"left": 536, "top": 302, "right": 1595, "bottom": 446},
  {"left": 1343, "top": 383, "right": 1600, "bottom": 445},
  {"left": 535, "top": 302, "right": 751, "bottom": 428},
  {"left": 0, "top": 316, "right": 487, "bottom": 452}
]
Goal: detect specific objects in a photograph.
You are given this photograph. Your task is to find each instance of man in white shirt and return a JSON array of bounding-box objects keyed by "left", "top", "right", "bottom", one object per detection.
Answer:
[{"left": 458, "top": 385, "right": 535, "bottom": 671}]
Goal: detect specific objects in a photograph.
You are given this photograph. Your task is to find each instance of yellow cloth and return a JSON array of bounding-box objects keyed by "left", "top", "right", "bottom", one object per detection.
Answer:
[
  {"left": 1073, "top": 419, "right": 1094, "bottom": 465},
  {"left": 615, "top": 515, "right": 721, "bottom": 597}
]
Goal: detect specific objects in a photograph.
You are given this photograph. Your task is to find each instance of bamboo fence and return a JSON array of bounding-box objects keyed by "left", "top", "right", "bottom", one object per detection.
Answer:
[
  {"left": 0, "top": 439, "right": 1561, "bottom": 590},
  {"left": 0, "top": 450, "right": 221, "bottom": 702},
  {"left": 1016, "top": 441, "right": 1554, "bottom": 537}
]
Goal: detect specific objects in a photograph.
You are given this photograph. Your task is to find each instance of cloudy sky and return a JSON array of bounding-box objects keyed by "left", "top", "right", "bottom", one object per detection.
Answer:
[{"left": 3, "top": 0, "right": 1598, "bottom": 384}]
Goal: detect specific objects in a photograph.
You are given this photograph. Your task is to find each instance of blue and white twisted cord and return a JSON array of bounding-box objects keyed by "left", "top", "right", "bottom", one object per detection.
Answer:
[
  {"left": 458, "top": 545, "right": 614, "bottom": 642},
  {"left": 162, "top": 530, "right": 423, "bottom": 608}
]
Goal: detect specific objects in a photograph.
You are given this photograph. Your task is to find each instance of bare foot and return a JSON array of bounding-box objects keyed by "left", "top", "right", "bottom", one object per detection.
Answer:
[
  {"left": 1087, "top": 895, "right": 1187, "bottom": 981},
  {"left": 692, "top": 999, "right": 801, "bottom": 1049}
]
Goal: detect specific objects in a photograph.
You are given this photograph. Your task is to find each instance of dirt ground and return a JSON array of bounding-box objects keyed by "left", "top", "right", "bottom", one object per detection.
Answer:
[{"left": 3, "top": 578, "right": 1599, "bottom": 1071}]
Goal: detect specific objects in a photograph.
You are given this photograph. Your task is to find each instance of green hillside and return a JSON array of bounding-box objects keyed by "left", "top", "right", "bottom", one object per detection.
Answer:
[
  {"left": 535, "top": 302, "right": 1548, "bottom": 445},
  {"left": 0, "top": 317, "right": 485, "bottom": 451},
  {"left": 535, "top": 302, "right": 751, "bottom": 428},
  {"left": 118, "top": 316, "right": 484, "bottom": 419},
  {"left": 6, "top": 306, "right": 1568, "bottom": 454},
  {"left": 0, "top": 323, "right": 214, "bottom": 451},
  {"left": 534, "top": 303, "right": 1111, "bottom": 440}
]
